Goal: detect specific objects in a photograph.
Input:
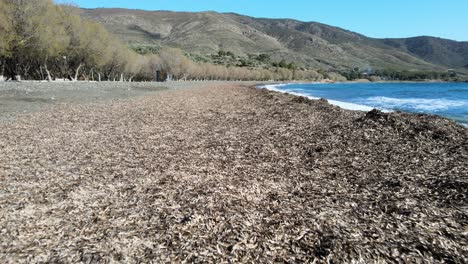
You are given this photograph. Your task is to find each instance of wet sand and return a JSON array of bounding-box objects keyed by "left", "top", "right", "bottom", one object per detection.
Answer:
[{"left": 0, "top": 82, "right": 467, "bottom": 263}]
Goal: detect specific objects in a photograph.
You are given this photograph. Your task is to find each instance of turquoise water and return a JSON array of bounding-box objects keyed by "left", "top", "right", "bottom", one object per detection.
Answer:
[{"left": 264, "top": 82, "right": 468, "bottom": 126}]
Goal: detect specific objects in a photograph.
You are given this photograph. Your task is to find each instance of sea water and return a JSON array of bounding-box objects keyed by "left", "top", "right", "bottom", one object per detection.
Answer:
[{"left": 262, "top": 82, "right": 468, "bottom": 126}]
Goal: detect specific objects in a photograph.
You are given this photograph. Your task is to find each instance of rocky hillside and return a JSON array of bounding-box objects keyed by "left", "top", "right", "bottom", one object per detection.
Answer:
[{"left": 81, "top": 8, "right": 468, "bottom": 73}]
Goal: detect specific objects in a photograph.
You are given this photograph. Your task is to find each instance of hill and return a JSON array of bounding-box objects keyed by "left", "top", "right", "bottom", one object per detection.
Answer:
[{"left": 80, "top": 8, "right": 468, "bottom": 73}]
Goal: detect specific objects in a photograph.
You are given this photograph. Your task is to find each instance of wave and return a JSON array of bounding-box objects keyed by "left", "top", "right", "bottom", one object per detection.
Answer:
[
  {"left": 361, "top": 96, "right": 467, "bottom": 112},
  {"left": 259, "top": 83, "right": 377, "bottom": 112},
  {"left": 259, "top": 83, "right": 468, "bottom": 126}
]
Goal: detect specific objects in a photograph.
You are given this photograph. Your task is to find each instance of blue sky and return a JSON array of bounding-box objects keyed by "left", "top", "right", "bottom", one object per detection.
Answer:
[{"left": 60, "top": 0, "right": 468, "bottom": 41}]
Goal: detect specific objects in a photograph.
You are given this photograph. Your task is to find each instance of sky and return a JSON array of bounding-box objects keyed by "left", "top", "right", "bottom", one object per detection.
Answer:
[{"left": 58, "top": 0, "right": 468, "bottom": 41}]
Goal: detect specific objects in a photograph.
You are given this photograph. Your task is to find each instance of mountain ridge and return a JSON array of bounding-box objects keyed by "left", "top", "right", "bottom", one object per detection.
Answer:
[{"left": 80, "top": 8, "right": 468, "bottom": 73}]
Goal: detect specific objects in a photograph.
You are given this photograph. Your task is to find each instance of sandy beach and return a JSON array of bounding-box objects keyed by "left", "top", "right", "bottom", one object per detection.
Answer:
[{"left": 0, "top": 82, "right": 467, "bottom": 263}]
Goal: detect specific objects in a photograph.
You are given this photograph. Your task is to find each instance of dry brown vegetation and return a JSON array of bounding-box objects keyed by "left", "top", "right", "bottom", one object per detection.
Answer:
[{"left": 0, "top": 84, "right": 467, "bottom": 263}]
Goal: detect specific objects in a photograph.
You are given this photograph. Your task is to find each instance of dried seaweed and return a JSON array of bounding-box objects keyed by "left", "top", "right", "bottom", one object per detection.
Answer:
[{"left": 0, "top": 84, "right": 467, "bottom": 263}]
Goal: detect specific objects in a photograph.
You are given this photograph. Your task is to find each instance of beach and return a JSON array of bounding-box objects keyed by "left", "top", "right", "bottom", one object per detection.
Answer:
[{"left": 0, "top": 82, "right": 467, "bottom": 262}]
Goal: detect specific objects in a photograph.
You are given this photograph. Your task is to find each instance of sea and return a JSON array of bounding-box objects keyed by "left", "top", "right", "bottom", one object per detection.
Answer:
[{"left": 261, "top": 82, "right": 468, "bottom": 126}]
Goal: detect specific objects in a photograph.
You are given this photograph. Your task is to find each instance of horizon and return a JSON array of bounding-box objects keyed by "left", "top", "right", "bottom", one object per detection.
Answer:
[{"left": 58, "top": 0, "right": 468, "bottom": 41}]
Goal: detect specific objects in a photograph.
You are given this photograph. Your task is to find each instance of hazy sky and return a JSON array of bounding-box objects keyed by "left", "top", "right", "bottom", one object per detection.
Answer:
[{"left": 59, "top": 0, "right": 468, "bottom": 41}]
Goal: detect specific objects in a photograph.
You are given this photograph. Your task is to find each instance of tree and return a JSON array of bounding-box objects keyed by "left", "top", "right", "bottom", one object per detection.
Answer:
[
  {"left": 61, "top": 15, "right": 114, "bottom": 80},
  {"left": 0, "top": 0, "right": 137, "bottom": 81},
  {"left": 159, "top": 48, "right": 193, "bottom": 80},
  {"left": 0, "top": 0, "right": 10, "bottom": 51},
  {"left": 257, "top": 54, "right": 270, "bottom": 63},
  {"left": 0, "top": 0, "right": 12, "bottom": 76},
  {"left": 1, "top": 0, "right": 69, "bottom": 80},
  {"left": 32, "top": 1, "right": 69, "bottom": 81},
  {"left": 3, "top": 0, "right": 35, "bottom": 79}
]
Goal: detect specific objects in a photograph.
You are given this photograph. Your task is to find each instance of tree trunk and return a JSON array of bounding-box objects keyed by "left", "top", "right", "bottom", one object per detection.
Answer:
[
  {"left": 73, "top": 64, "right": 83, "bottom": 81},
  {"left": 23, "top": 64, "right": 31, "bottom": 80},
  {"left": 44, "top": 64, "right": 52, "bottom": 82},
  {"left": 98, "top": 73, "right": 101, "bottom": 82},
  {"left": 0, "top": 59, "right": 5, "bottom": 80},
  {"left": 39, "top": 65, "right": 45, "bottom": 81}
]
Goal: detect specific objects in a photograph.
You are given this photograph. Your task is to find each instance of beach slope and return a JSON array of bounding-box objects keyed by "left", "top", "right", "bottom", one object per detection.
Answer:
[{"left": 0, "top": 83, "right": 467, "bottom": 262}]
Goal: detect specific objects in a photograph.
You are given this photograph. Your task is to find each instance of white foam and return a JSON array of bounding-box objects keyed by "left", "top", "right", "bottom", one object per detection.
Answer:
[
  {"left": 259, "top": 83, "right": 378, "bottom": 112},
  {"left": 259, "top": 83, "right": 293, "bottom": 91},
  {"left": 326, "top": 99, "right": 375, "bottom": 111},
  {"left": 362, "top": 96, "right": 467, "bottom": 112}
]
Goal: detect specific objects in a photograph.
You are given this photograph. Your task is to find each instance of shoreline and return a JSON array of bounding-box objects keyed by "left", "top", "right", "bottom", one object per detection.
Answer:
[
  {"left": 0, "top": 82, "right": 467, "bottom": 262},
  {"left": 259, "top": 82, "right": 468, "bottom": 127},
  {"left": 258, "top": 82, "right": 377, "bottom": 112}
]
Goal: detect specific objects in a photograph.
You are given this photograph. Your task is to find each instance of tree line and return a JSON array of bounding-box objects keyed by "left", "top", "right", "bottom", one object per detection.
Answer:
[
  {"left": 0, "top": 0, "right": 132, "bottom": 81},
  {"left": 0, "top": 0, "right": 328, "bottom": 82},
  {"left": 340, "top": 67, "right": 462, "bottom": 82},
  {"left": 373, "top": 69, "right": 460, "bottom": 81}
]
